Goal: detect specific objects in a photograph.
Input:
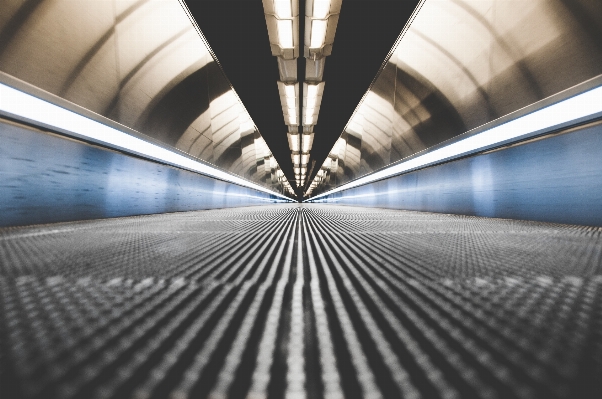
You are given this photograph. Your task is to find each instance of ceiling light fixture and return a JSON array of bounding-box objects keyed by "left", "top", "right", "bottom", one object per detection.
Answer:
[
  {"left": 288, "top": 133, "right": 300, "bottom": 152},
  {"left": 277, "top": 81, "right": 299, "bottom": 127},
  {"left": 304, "top": 0, "right": 342, "bottom": 59},
  {"left": 292, "top": 152, "right": 301, "bottom": 165},
  {"left": 302, "top": 82, "right": 324, "bottom": 127},
  {"left": 264, "top": 0, "right": 299, "bottom": 59},
  {"left": 265, "top": 0, "right": 342, "bottom": 195},
  {"left": 301, "top": 132, "right": 315, "bottom": 152},
  {"left": 263, "top": 1, "right": 302, "bottom": 195}
]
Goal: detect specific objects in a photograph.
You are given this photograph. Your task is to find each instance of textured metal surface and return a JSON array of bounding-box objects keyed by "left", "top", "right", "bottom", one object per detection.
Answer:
[
  {"left": 312, "top": 119, "right": 602, "bottom": 227},
  {"left": 0, "top": 119, "right": 281, "bottom": 228},
  {"left": 1, "top": 204, "right": 602, "bottom": 399}
]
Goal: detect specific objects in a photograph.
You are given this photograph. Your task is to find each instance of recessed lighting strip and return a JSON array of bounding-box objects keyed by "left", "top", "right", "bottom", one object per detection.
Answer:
[
  {"left": 0, "top": 82, "right": 291, "bottom": 202},
  {"left": 308, "top": 83, "right": 602, "bottom": 202}
]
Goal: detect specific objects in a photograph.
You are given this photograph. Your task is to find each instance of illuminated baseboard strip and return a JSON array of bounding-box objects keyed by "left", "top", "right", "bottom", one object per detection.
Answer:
[
  {"left": 308, "top": 83, "right": 602, "bottom": 202},
  {"left": 0, "top": 82, "right": 291, "bottom": 202}
]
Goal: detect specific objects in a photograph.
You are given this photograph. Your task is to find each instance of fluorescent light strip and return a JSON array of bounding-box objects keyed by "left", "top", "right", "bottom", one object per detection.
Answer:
[
  {"left": 277, "top": 19, "right": 294, "bottom": 49},
  {"left": 310, "top": 19, "right": 328, "bottom": 49},
  {"left": 304, "top": 114, "right": 315, "bottom": 126},
  {"left": 309, "top": 85, "right": 602, "bottom": 201},
  {"left": 284, "top": 84, "right": 296, "bottom": 97},
  {"left": 0, "top": 82, "right": 291, "bottom": 201},
  {"left": 301, "top": 134, "right": 314, "bottom": 152},
  {"left": 287, "top": 114, "right": 298, "bottom": 125},
  {"left": 286, "top": 96, "right": 296, "bottom": 109},
  {"left": 312, "top": 0, "right": 331, "bottom": 19},
  {"left": 274, "top": 0, "right": 292, "bottom": 18}
]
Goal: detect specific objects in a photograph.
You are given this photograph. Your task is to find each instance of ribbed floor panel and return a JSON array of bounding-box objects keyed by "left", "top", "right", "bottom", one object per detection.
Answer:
[{"left": 1, "top": 205, "right": 601, "bottom": 398}]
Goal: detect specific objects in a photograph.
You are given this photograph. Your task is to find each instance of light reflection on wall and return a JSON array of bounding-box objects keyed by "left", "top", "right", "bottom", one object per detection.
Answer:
[
  {"left": 308, "top": 0, "right": 602, "bottom": 197},
  {"left": 0, "top": 0, "right": 287, "bottom": 192}
]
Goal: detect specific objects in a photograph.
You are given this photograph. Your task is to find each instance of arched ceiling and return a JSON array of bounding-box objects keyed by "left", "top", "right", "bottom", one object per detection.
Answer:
[
  {"left": 0, "top": 0, "right": 294, "bottom": 195},
  {"left": 5, "top": 1, "right": 599, "bottom": 199},
  {"left": 185, "top": 0, "right": 421, "bottom": 197},
  {"left": 303, "top": 0, "right": 602, "bottom": 197}
]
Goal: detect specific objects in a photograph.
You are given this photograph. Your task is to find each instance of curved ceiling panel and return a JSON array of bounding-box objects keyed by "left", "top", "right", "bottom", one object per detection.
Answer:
[
  {"left": 307, "top": 0, "right": 602, "bottom": 197},
  {"left": 0, "top": 0, "right": 292, "bottom": 194}
]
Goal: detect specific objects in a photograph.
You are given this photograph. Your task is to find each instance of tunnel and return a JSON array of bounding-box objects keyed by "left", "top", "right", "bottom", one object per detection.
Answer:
[{"left": 1, "top": 1, "right": 602, "bottom": 398}]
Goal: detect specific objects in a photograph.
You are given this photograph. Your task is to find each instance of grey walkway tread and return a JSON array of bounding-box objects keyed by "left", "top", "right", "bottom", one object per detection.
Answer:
[{"left": 1, "top": 205, "right": 601, "bottom": 398}]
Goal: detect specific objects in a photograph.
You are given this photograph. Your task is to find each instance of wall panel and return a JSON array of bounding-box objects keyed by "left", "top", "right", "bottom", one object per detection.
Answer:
[
  {"left": 315, "top": 121, "right": 602, "bottom": 226},
  {"left": 0, "top": 119, "right": 279, "bottom": 227}
]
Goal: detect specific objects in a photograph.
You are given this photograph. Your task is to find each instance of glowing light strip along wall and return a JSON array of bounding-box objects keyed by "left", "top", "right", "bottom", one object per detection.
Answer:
[
  {"left": 0, "top": 82, "right": 291, "bottom": 201},
  {"left": 308, "top": 85, "right": 602, "bottom": 201}
]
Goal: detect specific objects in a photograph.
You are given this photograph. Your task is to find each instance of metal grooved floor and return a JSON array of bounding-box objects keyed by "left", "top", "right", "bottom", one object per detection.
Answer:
[{"left": 1, "top": 205, "right": 602, "bottom": 399}]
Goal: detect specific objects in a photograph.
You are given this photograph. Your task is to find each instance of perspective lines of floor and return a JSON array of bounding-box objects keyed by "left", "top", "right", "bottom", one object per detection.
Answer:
[{"left": 1, "top": 205, "right": 601, "bottom": 399}]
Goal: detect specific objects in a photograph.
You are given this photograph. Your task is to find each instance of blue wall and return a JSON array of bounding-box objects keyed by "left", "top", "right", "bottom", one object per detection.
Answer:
[
  {"left": 315, "top": 121, "right": 602, "bottom": 226},
  {"left": 0, "top": 119, "right": 280, "bottom": 227}
]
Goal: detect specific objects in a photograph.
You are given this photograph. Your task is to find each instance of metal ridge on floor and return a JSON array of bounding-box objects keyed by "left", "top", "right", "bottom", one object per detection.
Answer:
[{"left": 1, "top": 205, "right": 601, "bottom": 398}]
